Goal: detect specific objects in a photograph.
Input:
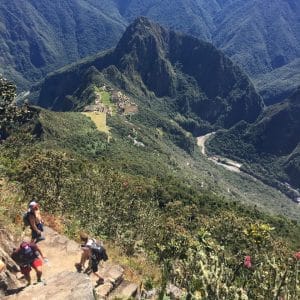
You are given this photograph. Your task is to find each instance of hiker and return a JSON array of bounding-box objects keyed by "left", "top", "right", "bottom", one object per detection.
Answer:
[
  {"left": 11, "top": 241, "right": 46, "bottom": 285},
  {"left": 75, "top": 233, "right": 107, "bottom": 285},
  {"left": 27, "top": 201, "right": 45, "bottom": 243}
]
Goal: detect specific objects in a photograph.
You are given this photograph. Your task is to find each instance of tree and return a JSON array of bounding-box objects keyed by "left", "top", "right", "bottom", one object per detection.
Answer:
[{"left": 0, "top": 75, "right": 33, "bottom": 140}]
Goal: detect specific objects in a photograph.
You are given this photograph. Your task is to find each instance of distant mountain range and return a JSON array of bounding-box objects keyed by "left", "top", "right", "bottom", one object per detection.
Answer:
[
  {"left": 35, "top": 17, "right": 263, "bottom": 131},
  {"left": 1, "top": 0, "right": 299, "bottom": 104},
  {"left": 0, "top": 0, "right": 126, "bottom": 89}
]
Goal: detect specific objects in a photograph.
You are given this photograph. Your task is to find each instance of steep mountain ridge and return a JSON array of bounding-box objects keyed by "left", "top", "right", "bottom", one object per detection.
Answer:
[
  {"left": 0, "top": 0, "right": 126, "bottom": 89},
  {"left": 207, "top": 87, "right": 300, "bottom": 192},
  {"left": 36, "top": 17, "right": 263, "bottom": 129}
]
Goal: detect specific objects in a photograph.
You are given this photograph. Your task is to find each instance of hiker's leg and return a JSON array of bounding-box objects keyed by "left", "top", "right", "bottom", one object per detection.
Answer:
[
  {"left": 35, "top": 266, "right": 42, "bottom": 281},
  {"left": 24, "top": 273, "right": 31, "bottom": 285},
  {"left": 20, "top": 266, "right": 32, "bottom": 285},
  {"left": 80, "top": 248, "right": 90, "bottom": 267},
  {"left": 31, "top": 229, "right": 38, "bottom": 243},
  {"left": 92, "top": 258, "right": 104, "bottom": 284},
  {"left": 32, "top": 259, "right": 43, "bottom": 282}
]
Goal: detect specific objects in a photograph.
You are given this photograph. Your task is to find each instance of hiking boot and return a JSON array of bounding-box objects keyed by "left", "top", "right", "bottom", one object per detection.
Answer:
[
  {"left": 83, "top": 267, "right": 92, "bottom": 275},
  {"left": 96, "top": 278, "right": 104, "bottom": 285},
  {"left": 75, "top": 263, "right": 82, "bottom": 272},
  {"left": 35, "top": 236, "right": 45, "bottom": 243},
  {"left": 35, "top": 278, "right": 46, "bottom": 285}
]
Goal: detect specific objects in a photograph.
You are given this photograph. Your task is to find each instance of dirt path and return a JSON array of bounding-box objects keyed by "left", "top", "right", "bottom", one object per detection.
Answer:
[
  {"left": 6, "top": 226, "right": 139, "bottom": 299},
  {"left": 27, "top": 226, "right": 81, "bottom": 282}
]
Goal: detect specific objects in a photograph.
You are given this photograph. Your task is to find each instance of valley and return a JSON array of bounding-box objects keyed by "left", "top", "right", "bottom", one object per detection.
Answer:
[
  {"left": 1, "top": 4, "right": 300, "bottom": 298},
  {"left": 197, "top": 133, "right": 241, "bottom": 173}
]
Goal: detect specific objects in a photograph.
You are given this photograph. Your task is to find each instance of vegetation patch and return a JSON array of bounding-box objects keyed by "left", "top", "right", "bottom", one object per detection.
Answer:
[{"left": 82, "top": 112, "right": 109, "bottom": 134}]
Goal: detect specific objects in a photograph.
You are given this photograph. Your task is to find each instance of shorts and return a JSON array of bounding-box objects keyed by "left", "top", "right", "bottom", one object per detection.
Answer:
[
  {"left": 31, "top": 223, "right": 44, "bottom": 240},
  {"left": 20, "top": 258, "right": 43, "bottom": 275},
  {"left": 91, "top": 258, "right": 100, "bottom": 273}
]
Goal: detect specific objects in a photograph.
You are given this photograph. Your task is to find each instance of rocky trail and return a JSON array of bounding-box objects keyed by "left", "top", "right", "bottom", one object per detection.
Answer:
[{"left": 2, "top": 227, "right": 139, "bottom": 300}]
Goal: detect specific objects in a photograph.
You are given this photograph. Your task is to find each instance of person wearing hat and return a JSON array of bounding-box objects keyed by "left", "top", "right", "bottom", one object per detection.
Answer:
[{"left": 28, "top": 201, "right": 45, "bottom": 243}]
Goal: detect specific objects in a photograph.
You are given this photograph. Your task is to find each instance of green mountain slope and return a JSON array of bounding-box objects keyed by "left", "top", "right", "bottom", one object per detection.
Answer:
[
  {"left": 254, "top": 59, "right": 300, "bottom": 105},
  {"left": 35, "top": 17, "right": 263, "bottom": 129},
  {"left": 1, "top": 74, "right": 300, "bottom": 299},
  {"left": 0, "top": 0, "right": 126, "bottom": 90},
  {"left": 31, "top": 19, "right": 300, "bottom": 220},
  {"left": 207, "top": 87, "right": 300, "bottom": 195}
]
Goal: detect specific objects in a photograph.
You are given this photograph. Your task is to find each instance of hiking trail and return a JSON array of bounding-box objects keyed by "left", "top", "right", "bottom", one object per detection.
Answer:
[{"left": 5, "top": 226, "right": 139, "bottom": 300}]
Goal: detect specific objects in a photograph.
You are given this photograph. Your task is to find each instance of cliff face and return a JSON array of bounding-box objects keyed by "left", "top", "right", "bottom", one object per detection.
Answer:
[
  {"left": 0, "top": 230, "right": 25, "bottom": 297},
  {"left": 247, "top": 87, "right": 300, "bottom": 156},
  {"left": 207, "top": 87, "right": 300, "bottom": 190}
]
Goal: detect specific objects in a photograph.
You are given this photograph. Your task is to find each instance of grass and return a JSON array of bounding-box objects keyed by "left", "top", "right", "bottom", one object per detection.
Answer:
[
  {"left": 104, "top": 240, "right": 161, "bottom": 285},
  {"left": 0, "top": 178, "right": 25, "bottom": 237},
  {"left": 81, "top": 112, "right": 109, "bottom": 134},
  {"left": 99, "top": 91, "right": 111, "bottom": 106}
]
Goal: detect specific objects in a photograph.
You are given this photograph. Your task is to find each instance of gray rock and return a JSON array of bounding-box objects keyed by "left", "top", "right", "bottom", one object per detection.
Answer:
[
  {"left": 6, "top": 271, "right": 94, "bottom": 300},
  {"left": 99, "top": 264, "right": 124, "bottom": 287},
  {"left": 108, "top": 280, "right": 138, "bottom": 299},
  {"left": 0, "top": 247, "right": 25, "bottom": 297},
  {"left": 95, "top": 281, "right": 114, "bottom": 299}
]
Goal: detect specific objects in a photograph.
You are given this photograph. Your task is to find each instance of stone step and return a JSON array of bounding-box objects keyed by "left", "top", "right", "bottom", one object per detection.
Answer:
[
  {"left": 95, "top": 281, "right": 114, "bottom": 299},
  {"left": 94, "top": 264, "right": 124, "bottom": 299},
  {"left": 98, "top": 264, "right": 124, "bottom": 287},
  {"left": 108, "top": 280, "right": 139, "bottom": 300}
]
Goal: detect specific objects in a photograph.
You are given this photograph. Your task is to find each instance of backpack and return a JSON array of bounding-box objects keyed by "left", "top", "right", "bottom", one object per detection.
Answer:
[
  {"left": 16, "top": 242, "right": 37, "bottom": 265},
  {"left": 90, "top": 242, "right": 108, "bottom": 262},
  {"left": 22, "top": 211, "right": 31, "bottom": 227}
]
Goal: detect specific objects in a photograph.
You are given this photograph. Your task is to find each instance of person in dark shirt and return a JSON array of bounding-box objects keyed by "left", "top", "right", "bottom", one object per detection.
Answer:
[
  {"left": 12, "top": 241, "right": 46, "bottom": 285},
  {"left": 75, "top": 232, "right": 106, "bottom": 285}
]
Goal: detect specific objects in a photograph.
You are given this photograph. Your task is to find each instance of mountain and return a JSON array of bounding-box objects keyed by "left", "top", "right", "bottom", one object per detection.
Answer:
[
  {"left": 35, "top": 17, "right": 263, "bottom": 130},
  {"left": 2, "top": 54, "right": 300, "bottom": 299},
  {"left": 254, "top": 59, "right": 300, "bottom": 105},
  {"left": 0, "top": 0, "right": 126, "bottom": 90},
  {"left": 2, "top": 0, "right": 299, "bottom": 104},
  {"left": 207, "top": 87, "right": 300, "bottom": 193},
  {"left": 115, "top": 0, "right": 300, "bottom": 75}
]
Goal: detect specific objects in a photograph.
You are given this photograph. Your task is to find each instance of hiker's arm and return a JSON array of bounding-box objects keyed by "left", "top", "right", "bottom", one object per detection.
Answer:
[
  {"left": 34, "top": 244, "right": 46, "bottom": 260},
  {"left": 28, "top": 214, "right": 40, "bottom": 234}
]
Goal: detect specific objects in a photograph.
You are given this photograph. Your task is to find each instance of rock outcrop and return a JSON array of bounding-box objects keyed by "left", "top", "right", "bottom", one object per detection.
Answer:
[{"left": 7, "top": 272, "right": 94, "bottom": 300}]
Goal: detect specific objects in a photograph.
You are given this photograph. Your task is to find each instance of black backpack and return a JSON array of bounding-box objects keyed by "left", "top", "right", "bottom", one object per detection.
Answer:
[
  {"left": 90, "top": 242, "right": 108, "bottom": 262},
  {"left": 23, "top": 211, "right": 31, "bottom": 227},
  {"left": 12, "top": 242, "right": 37, "bottom": 265}
]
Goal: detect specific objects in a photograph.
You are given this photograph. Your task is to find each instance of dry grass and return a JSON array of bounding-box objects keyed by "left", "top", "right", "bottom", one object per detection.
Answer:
[
  {"left": 104, "top": 240, "right": 161, "bottom": 286},
  {"left": 82, "top": 112, "right": 109, "bottom": 134},
  {"left": 0, "top": 177, "right": 24, "bottom": 237}
]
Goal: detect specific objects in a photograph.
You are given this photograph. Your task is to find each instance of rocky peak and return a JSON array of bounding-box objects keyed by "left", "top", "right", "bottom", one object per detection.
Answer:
[{"left": 36, "top": 17, "right": 264, "bottom": 128}]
